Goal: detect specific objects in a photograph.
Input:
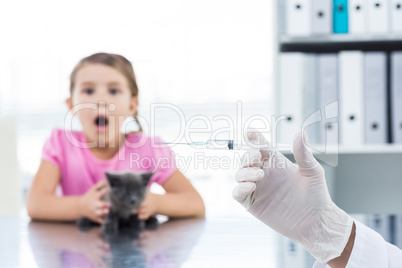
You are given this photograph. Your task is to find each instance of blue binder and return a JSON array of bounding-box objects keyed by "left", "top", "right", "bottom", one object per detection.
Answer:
[{"left": 333, "top": 0, "right": 349, "bottom": 33}]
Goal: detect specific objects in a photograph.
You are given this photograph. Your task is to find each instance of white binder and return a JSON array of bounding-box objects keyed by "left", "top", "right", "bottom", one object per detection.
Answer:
[
  {"left": 349, "top": 0, "right": 368, "bottom": 34},
  {"left": 395, "top": 215, "right": 402, "bottom": 248},
  {"left": 364, "top": 52, "right": 388, "bottom": 144},
  {"left": 279, "top": 53, "right": 315, "bottom": 144},
  {"left": 390, "top": 0, "right": 402, "bottom": 33},
  {"left": 312, "top": 0, "right": 332, "bottom": 35},
  {"left": 391, "top": 52, "right": 402, "bottom": 143},
  {"left": 318, "top": 54, "right": 339, "bottom": 146},
  {"left": 278, "top": 0, "right": 288, "bottom": 34},
  {"left": 302, "top": 55, "right": 320, "bottom": 145},
  {"left": 286, "top": 0, "right": 312, "bottom": 36},
  {"left": 339, "top": 51, "right": 365, "bottom": 146},
  {"left": 367, "top": 0, "right": 390, "bottom": 33},
  {"left": 366, "top": 214, "right": 391, "bottom": 243},
  {"left": 280, "top": 236, "right": 316, "bottom": 268}
]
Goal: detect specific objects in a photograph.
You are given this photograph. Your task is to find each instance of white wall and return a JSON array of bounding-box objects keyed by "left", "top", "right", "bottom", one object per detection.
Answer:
[{"left": 0, "top": 0, "right": 274, "bottom": 216}]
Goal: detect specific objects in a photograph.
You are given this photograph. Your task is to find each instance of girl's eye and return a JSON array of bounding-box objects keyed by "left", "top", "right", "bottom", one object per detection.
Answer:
[
  {"left": 83, "top": 88, "right": 94, "bottom": 95},
  {"left": 109, "top": 88, "right": 119, "bottom": 95}
]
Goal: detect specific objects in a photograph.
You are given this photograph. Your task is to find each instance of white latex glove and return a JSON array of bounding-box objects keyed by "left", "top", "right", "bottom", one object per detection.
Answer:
[{"left": 233, "top": 131, "right": 353, "bottom": 263}]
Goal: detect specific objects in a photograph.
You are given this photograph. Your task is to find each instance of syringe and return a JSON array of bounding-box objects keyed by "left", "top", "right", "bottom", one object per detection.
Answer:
[{"left": 156, "top": 139, "right": 292, "bottom": 152}]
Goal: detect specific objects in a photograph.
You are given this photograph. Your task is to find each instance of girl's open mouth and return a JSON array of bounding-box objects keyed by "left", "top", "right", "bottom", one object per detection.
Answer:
[{"left": 95, "top": 116, "right": 108, "bottom": 131}]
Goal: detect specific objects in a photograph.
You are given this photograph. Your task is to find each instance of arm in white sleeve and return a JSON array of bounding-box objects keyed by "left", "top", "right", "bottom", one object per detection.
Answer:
[
  {"left": 231, "top": 130, "right": 402, "bottom": 267},
  {"left": 313, "top": 220, "right": 402, "bottom": 268}
]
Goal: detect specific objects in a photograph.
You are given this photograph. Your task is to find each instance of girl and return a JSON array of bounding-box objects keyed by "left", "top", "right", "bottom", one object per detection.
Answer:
[{"left": 27, "top": 53, "right": 205, "bottom": 223}]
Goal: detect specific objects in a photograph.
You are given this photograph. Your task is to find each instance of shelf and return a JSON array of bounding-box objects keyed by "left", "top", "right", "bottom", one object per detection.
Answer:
[
  {"left": 280, "top": 34, "right": 402, "bottom": 43},
  {"left": 279, "top": 34, "right": 402, "bottom": 53},
  {"left": 311, "top": 145, "right": 402, "bottom": 155},
  {"left": 282, "top": 145, "right": 402, "bottom": 155}
]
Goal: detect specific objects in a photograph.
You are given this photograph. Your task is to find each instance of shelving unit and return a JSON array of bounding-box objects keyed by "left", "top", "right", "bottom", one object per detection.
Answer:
[
  {"left": 280, "top": 35, "right": 402, "bottom": 52},
  {"left": 274, "top": 1, "right": 402, "bottom": 214}
]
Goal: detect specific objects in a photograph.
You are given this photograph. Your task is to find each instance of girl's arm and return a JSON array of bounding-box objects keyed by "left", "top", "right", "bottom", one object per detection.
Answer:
[
  {"left": 137, "top": 170, "right": 205, "bottom": 219},
  {"left": 26, "top": 160, "right": 109, "bottom": 223}
]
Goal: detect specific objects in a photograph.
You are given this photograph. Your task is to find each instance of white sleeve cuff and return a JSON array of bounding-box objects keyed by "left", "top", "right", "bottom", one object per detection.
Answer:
[
  {"left": 346, "top": 220, "right": 388, "bottom": 267},
  {"left": 312, "top": 220, "right": 388, "bottom": 268}
]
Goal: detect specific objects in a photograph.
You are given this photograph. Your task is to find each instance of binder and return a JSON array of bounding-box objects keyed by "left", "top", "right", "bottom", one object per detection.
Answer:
[
  {"left": 367, "top": 0, "right": 390, "bottom": 33},
  {"left": 279, "top": 53, "right": 318, "bottom": 145},
  {"left": 391, "top": 52, "right": 402, "bottom": 143},
  {"left": 339, "top": 51, "right": 364, "bottom": 146},
  {"left": 394, "top": 215, "right": 402, "bottom": 248},
  {"left": 302, "top": 55, "right": 320, "bottom": 145},
  {"left": 349, "top": 0, "right": 368, "bottom": 34},
  {"left": 279, "top": 53, "right": 305, "bottom": 144},
  {"left": 390, "top": 0, "right": 402, "bottom": 33},
  {"left": 278, "top": 0, "right": 288, "bottom": 35},
  {"left": 366, "top": 214, "right": 391, "bottom": 243},
  {"left": 333, "top": 0, "right": 349, "bottom": 33},
  {"left": 280, "top": 237, "right": 316, "bottom": 268},
  {"left": 312, "top": 0, "right": 332, "bottom": 35},
  {"left": 283, "top": 239, "right": 305, "bottom": 267},
  {"left": 364, "top": 52, "right": 387, "bottom": 144},
  {"left": 318, "top": 54, "right": 339, "bottom": 146},
  {"left": 286, "top": 0, "right": 312, "bottom": 36}
]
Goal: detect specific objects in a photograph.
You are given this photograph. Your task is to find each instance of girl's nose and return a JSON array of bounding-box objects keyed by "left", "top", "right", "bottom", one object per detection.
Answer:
[
  {"left": 97, "top": 100, "right": 107, "bottom": 108},
  {"left": 96, "top": 90, "right": 109, "bottom": 104}
]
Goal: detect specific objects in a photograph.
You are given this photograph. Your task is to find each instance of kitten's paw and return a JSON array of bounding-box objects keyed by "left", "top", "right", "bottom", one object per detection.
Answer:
[
  {"left": 124, "top": 214, "right": 142, "bottom": 229},
  {"left": 145, "top": 217, "right": 158, "bottom": 230}
]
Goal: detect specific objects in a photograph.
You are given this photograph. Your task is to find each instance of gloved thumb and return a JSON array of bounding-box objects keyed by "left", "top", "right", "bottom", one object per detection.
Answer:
[{"left": 292, "top": 131, "right": 320, "bottom": 176}]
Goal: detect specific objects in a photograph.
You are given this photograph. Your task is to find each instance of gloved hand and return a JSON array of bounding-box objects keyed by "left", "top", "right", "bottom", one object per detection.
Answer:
[{"left": 233, "top": 131, "right": 353, "bottom": 263}]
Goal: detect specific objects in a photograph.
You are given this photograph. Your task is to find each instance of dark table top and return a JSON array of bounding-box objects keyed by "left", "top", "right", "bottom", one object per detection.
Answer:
[{"left": 0, "top": 213, "right": 307, "bottom": 268}]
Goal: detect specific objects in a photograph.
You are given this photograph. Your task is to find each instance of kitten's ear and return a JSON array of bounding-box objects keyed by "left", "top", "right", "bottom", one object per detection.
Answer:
[
  {"left": 141, "top": 172, "right": 154, "bottom": 187},
  {"left": 105, "top": 172, "right": 120, "bottom": 188}
]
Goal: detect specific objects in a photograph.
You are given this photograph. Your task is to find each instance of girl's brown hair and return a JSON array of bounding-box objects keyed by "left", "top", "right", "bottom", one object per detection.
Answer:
[{"left": 69, "top": 52, "right": 142, "bottom": 131}]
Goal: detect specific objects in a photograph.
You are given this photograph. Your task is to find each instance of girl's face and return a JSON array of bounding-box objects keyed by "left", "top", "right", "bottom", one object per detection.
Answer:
[{"left": 66, "top": 63, "right": 138, "bottom": 146}]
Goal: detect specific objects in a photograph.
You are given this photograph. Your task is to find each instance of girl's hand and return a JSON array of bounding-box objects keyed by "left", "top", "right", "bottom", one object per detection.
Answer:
[
  {"left": 135, "top": 191, "right": 158, "bottom": 220},
  {"left": 78, "top": 179, "right": 110, "bottom": 224}
]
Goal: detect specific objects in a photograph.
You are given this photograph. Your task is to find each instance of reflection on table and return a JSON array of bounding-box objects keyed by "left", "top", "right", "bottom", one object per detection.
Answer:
[
  {"left": 28, "top": 217, "right": 205, "bottom": 268},
  {"left": 1, "top": 214, "right": 293, "bottom": 268}
]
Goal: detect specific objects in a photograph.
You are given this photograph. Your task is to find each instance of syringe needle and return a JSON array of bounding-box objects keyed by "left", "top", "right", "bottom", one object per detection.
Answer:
[
  {"left": 156, "top": 142, "right": 190, "bottom": 145},
  {"left": 156, "top": 140, "right": 292, "bottom": 152}
]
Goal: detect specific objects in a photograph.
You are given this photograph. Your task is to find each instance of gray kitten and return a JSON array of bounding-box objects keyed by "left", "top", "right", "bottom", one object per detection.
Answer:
[{"left": 77, "top": 171, "right": 158, "bottom": 234}]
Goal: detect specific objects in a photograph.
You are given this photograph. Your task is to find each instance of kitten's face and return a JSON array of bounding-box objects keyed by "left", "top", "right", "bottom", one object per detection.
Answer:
[{"left": 105, "top": 171, "right": 153, "bottom": 209}]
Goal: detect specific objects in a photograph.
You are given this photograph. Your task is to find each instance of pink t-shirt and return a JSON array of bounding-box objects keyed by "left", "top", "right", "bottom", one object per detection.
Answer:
[{"left": 41, "top": 129, "right": 177, "bottom": 196}]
